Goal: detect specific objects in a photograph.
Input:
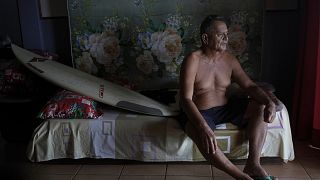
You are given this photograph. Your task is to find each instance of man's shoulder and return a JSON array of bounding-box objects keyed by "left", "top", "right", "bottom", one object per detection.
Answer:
[
  {"left": 223, "top": 51, "right": 236, "bottom": 60},
  {"left": 222, "top": 51, "right": 238, "bottom": 65},
  {"left": 185, "top": 50, "right": 202, "bottom": 62},
  {"left": 185, "top": 50, "right": 201, "bottom": 63},
  {"left": 181, "top": 50, "right": 202, "bottom": 71},
  {"left": 222, "top": 52, "right": 243, "bottom": 72}
]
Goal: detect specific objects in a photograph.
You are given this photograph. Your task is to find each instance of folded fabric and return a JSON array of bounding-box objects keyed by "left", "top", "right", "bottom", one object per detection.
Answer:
[{"left": 38, "top": 90, "right": 102, "bottom": 119}]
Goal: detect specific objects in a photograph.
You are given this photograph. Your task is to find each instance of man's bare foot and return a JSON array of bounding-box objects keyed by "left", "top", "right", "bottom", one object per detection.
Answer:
[
  {"left": 243, "top": 164, "right": 268, "bottom": 177},
  {"left": 243, "top": 164, "right": 278, "bottom": 179},
  {"left": 235, "top": 173, "right": 254, "bottom": 180}
]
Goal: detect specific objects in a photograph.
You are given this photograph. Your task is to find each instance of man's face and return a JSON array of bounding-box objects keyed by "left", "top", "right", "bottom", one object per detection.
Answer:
[{"left": 207, "top": 21, "right": 228, "bottom": 51}]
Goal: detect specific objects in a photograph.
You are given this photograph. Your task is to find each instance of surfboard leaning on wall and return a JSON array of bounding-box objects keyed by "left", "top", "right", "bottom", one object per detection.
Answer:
[{"left": 11, "top": 44, "right": 179, "bottom": 117}]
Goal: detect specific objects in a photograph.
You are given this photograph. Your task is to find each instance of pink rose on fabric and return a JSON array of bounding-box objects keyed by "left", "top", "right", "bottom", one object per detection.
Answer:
[
  {"left": 151, "top": 29, "right": 182, "bottom": 64},
  {"left": 75, "top": 52, "right": 98, "bottom": 75},
  {"left": 89, "top": 31, "right": 120, "bottom": 65},
  {"left": 136, "top": 51, "right": 157, "bottom": 75},
  {"left": 228, "top": 26, "right": 247, "bottom": 56}
]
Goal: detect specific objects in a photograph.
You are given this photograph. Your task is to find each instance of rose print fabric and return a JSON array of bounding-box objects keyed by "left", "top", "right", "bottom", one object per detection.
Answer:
[{"left": 38, "top": 90, "right": 102, "bottom": 119}]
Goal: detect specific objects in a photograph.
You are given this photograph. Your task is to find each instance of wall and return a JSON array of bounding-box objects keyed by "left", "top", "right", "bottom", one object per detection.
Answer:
[
  {"left": 261, "top": 10, "right": 299, "bottom": 113},
  {"left": 17, "top": 0, "right": 71, "bottom": 65},
  {"left": 1, "top": 0, "right": 300, "bottom": 114},
  {"left": 0, "top": 0, "right": 22, "bottom": 46},
  {"left": 68, "top": 0, "right": 263, "bottom": 90}
]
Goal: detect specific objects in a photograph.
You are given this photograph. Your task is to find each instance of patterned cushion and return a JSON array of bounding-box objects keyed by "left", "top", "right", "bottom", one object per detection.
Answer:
[{"left": 38, "top": 90, "right": 102, "bottom": 119}]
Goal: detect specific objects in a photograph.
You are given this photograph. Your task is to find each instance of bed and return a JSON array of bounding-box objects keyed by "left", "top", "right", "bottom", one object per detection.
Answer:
[{"left": 27, "top": 103, "right": 294, "bottom": 162}]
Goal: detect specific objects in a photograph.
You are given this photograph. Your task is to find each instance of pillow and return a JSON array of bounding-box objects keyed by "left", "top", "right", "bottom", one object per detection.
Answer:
[{"left": 38, "top": 90, "right": 102, "bottom": 119}]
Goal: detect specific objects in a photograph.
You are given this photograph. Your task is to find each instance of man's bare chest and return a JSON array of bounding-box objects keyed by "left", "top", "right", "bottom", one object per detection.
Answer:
[{"left": 195, "top": 61, "right": 232, "bottom": 90}]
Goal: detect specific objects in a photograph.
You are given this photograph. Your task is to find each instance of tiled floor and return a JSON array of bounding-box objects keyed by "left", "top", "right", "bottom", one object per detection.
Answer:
[{"left": 1, "top": 140, "right": 320, "bottom": 180}]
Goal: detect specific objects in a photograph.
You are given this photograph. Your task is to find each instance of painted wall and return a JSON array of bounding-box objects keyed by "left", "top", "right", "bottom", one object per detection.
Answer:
[
  {"left": 261, "top": 10, "right": 299, "bottom": 113},
  {"left": 68, "top": 0, "right": 263, "bottom": 90},
  {"left": 0, "top": 0, "right": 22, "bottom": 46},
  {"left": 1, "top": 0, "right": 299, "bottom": 113},
  {"left": 16, "top": 0, "right": 71, "bottom": 64}
]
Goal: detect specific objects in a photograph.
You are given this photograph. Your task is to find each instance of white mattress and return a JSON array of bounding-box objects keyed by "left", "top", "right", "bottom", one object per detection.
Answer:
[{"left": 27, "top": 105, "right": 294, "bottom": 162}]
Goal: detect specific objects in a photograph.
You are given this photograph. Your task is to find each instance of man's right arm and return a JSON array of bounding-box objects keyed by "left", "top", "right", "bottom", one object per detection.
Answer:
[
  {"left": 179, "top": 54, "right": 217, "bottom": 154},
  {"left": 230, "top": 55, "right": 276, "bottom": 123}
]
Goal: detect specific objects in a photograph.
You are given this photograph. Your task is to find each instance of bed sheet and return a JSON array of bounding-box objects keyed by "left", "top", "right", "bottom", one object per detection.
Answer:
[{"left": 27, "top": 106, "right": 294, "bottom": 162}]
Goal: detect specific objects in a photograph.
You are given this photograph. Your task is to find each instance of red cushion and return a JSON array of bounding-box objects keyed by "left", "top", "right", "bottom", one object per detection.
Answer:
[{"left": 38, "top": 90, "right": 102, "bottom": 119}]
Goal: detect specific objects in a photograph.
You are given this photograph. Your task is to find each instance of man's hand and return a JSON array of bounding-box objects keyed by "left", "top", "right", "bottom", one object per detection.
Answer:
[
  {"left": 264, "top": 102, "right": 276, "bottom": 123},
  {"left": 265, "top": 91, "right": 284, "bottom": 112},
  {"left": 198, "top": 126, "right": 218, "bottom": 155}
]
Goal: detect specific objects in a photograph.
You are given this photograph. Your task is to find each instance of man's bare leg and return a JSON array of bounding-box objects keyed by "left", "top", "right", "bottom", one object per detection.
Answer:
[
  {"left": 243, "top": 101, "right": 269, "bottom": 177},
  {"left": 185, "top": 121, "right": 252, "bottom": 180}
]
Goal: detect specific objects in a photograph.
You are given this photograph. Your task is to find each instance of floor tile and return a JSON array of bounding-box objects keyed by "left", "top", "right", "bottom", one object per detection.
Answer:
[
  {"left": 74, "top": 175, "right": 119, "bottom": 180},
  {"left": 119, "top": 175, "right": 165, "bottom": 180},
  {"left": 77, "top": 165, "right": 123, "bottom": 175},
  {"left": 122, "top": 164, "right": 166, "bottom": 175},
  {"left": 212, "top": 165, "right": 244, "bottom": 177},
  {"left": 0, "top": 173, "right": 31, "bottom": 180},
  {"left": 213, "top": 177, "right": 234, "bottom": 180},
  {"left": 166, "top": 176, "right": 213, "bottom": 180},
  {"left": 262, "top": 160, "right": 309, "bottom": 178},
  {"left": 2, "top": 142, "right": 29, "bottom": 163},
  {"left": 1, "top": 162, "right": 39, "bottom": 175},
  {"left": 298, "top": 157, "right": 320, "bottom": 178},
  {"left": 277, "top": 178, "right": 311, "bottom": 180},
  {"left": 167, "top": 164, "right": 212, "bottom": 176},
  {"left": 2, "top": 140, "right": 320, "bottom": 179},
  {"left": 35, "top": 164, "right": 81, "bottom": 175},
  {"left": 212, "top": 161, "right": 310, "bottom": 178},
  {"left": 293, "top": 141, "right": 320, "bottom": 158},
  {"left": 27, "top": 174, "right": 74, "bottom": 180}
]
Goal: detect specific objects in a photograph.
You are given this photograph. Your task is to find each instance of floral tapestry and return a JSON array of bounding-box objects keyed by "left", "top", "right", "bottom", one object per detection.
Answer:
[{"left": 68, "top": 0, "right": 263, "bottom": 90}]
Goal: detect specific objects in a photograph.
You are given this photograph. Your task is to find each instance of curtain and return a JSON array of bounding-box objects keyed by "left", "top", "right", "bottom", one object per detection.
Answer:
[{"left": 292, "top": 0, "right": 320, "bottom": 147}]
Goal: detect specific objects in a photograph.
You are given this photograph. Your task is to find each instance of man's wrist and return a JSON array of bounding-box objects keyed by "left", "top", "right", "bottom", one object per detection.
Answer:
[
  {"left": 266, "top": 100, "right": 276, "bottom": 108},
  {"left": 195, "top": 122, "right": 211, "bottom": 132}
]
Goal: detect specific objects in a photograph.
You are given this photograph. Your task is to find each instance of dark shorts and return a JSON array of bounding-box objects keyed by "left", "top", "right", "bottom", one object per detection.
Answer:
[{"left": 177, "top": 98, "right": 249, "bottom": 131}]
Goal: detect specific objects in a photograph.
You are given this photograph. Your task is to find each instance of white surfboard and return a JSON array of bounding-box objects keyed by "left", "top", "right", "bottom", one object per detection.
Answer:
[{"left": 11, "top": 44, "right": 179, "bottom": 116}]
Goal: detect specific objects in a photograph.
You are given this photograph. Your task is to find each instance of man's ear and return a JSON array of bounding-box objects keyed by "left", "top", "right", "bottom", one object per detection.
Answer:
[{"left": 201, "top": 33, "right": 208, "bottom": 45}]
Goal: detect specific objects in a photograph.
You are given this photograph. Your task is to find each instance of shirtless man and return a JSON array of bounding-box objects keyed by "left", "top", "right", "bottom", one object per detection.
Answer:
[{"left": 179, "top": 15, "right": 277, "bottom": 180}]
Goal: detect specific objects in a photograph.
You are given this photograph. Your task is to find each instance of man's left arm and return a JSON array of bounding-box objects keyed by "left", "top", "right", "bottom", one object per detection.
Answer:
[{"left": 230, "top": 56, "right": 276, "bottom": 123}]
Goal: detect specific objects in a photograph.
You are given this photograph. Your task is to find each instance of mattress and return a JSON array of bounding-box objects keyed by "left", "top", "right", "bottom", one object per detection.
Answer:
[{"left": 27, "top": 105, "right": 294, "bottom": 162}]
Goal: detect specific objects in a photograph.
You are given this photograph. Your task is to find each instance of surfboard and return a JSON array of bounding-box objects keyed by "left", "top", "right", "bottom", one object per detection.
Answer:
[{"left": 11, "top": 44, "right": 179, "bottom": 116}]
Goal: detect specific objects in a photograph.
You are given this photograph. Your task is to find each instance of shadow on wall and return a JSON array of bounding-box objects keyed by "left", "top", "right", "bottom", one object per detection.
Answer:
[
  {"left": 17, "top": 0, "right": 72, "bottom": 66},
  {"left": 261, "top": 10, "right": 299, "bottom": 114},
  {"left": 40, "top": 18, "right": 72, "bottom": 66}
]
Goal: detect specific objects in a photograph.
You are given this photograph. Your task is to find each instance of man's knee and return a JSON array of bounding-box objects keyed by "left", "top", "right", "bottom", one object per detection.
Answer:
[{"left": 244, "top": 100, "right": 265, "bottom": 119}]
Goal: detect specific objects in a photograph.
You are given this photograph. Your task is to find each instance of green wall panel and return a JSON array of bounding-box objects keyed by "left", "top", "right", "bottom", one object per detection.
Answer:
[{"left": 68, "top": 0, "right": 262, "bottom": 90}]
